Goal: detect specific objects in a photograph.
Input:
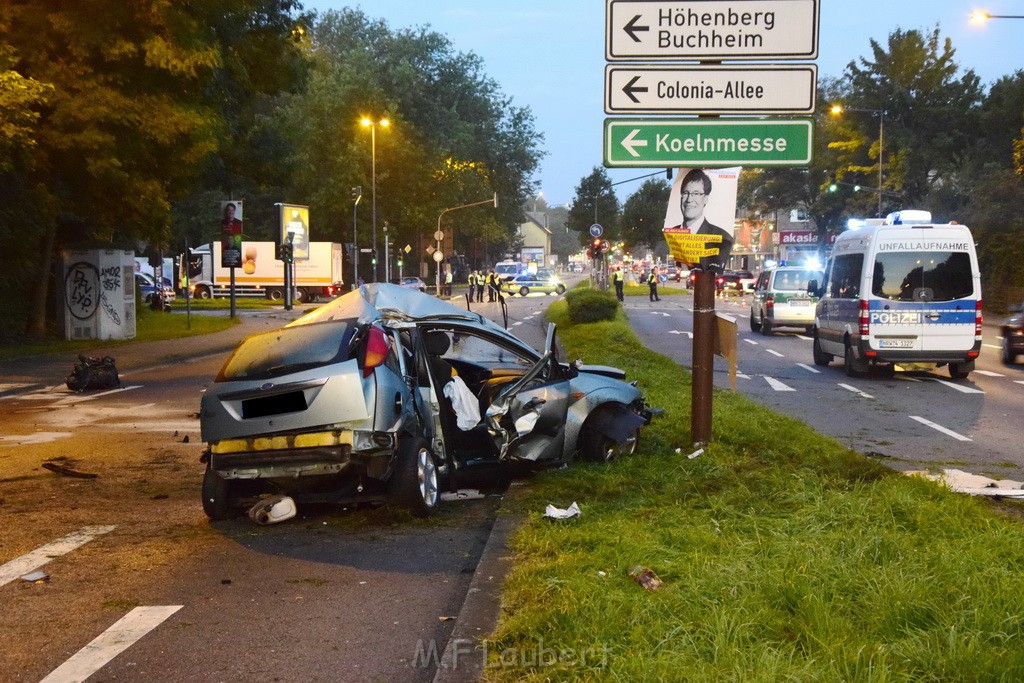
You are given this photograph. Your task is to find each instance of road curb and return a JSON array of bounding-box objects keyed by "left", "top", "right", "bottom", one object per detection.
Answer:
[{"left": 434, "top": 486, "right": 525, "bottom": 682}]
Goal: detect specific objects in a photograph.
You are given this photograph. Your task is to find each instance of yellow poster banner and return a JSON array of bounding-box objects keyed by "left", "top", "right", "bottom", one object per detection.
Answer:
[{"left": 663, "top": 230, "right": 723, "bottom": 266}]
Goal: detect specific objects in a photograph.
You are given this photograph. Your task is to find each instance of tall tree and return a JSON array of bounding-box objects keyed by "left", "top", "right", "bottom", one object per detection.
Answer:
[
  {"left": 619, "top": 178, "right": 670, "bottom": 255},
  {"left": 567, "top": 168, "right": 619, "bottom": 247}
]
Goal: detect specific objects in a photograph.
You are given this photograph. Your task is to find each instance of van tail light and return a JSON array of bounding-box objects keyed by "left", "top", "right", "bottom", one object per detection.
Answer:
[
  {"left": 362, "top": 325, "right": 390, "bottom": 378},
  {"left": 975, "top": 300, "right": 983, "bottom": 338},
  {"left": 765, "top": 295, "right": 774, "bottom": 310},
  {"left": 859, "top": 299, "right": 870, "bottom": 336}
]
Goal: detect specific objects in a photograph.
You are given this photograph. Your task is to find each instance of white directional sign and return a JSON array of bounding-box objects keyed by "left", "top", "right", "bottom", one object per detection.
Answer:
[
  {"left": 606, "top": 0, "right": 820, "bottom": 61},
  {"left": 605, "top": 64, "right": 816, "bottom": 114}
]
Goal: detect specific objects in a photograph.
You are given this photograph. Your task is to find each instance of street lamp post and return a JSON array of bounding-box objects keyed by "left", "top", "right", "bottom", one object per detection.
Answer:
[
  {"left": 361, "top": 116, "right": 389, "bottom": 282},
  {"left": 830, "top": 105, "right": 885, "bottom": 217},
  {"left": 351, "top": 186, "right": 362, "bottom": 289},
  {"left": 435, "top": 194, "right": 499, "bottom": 297},
  {"left": 971, "top": 11, "right": 1024, "bottom": 22}
]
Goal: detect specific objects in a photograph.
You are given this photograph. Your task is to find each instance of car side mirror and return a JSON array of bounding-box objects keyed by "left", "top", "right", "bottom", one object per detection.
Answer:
[{"left": 807, "top": 279, "right": 820, "bottom": 296}]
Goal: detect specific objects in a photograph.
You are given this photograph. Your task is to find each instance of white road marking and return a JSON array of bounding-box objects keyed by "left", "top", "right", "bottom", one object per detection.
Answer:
[
  {"left": 650, "top": 311, "right": 670, "bottom": 317},
  {"left": 796, "top": 363, "right": 821, "bottom": 374},
  {"left": 0, "top": 432, "right": 73, "bottom": 445},
  {"left": 39, "top": 605, "right": 183, "bottom": 683},
  {"left": 56, "top": 385, "right": 142, "bottom": 406},
  {"left": 910, "top": 415, "right": 972, "bottom": 442},
  {"left": 1017, "top": 381, "right": 1024, "bottom": 386},
  {"left": 764, "top": 377, "right": 796, "bottom": 392},
  {"left": 0, "top": 382, "right": 33, "bottom": 393},
  {"left": 737, "top": 372, "right": 751, "bottom": 380},
  {"left": 668, "top": 330, "right": 693, "bottom": 338},
  {"left": 795, "top": 335, "right": 813, "bottom": 341},
  {"left": 933, "top": 379, "right": 984, "bottom": 394},
  {"left": 838, "top": 383, "right": 874, "bottom": 399},
  {"left": 743, "top": 339, "right": 759, "bottom": 346},
  {"left": 982, "top": 344, "right": 1002, "bottom": 350},
  {"left": 766, "top": 349, "right": 785, "bottom": 358},
  {"left": 511, "top": 321, "right": 522, "bottom": 326},
  {"left": 973, "top": 370, "right": 1005, "bottom": 377},
  {"left": 0, "top": 525, "right": 116, "bottom": 588}
]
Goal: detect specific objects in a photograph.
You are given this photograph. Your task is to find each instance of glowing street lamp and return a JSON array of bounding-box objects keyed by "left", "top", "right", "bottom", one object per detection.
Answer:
[
  {"left": 830, "top": 104, "right": 885, "bottom": 217},
  {"left": 971, "top": 11, "right": 1024, "bottom": 23},
  {"left": 361, "top": 116, "right": 390, "bottom": 282}
]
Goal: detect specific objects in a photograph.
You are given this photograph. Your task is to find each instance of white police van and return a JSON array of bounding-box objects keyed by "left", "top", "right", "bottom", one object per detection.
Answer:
[{"left": 810, "top": 211, "right": 982, "bottom": 379}]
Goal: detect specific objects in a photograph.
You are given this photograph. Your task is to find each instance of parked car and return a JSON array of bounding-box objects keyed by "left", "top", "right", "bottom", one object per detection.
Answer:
[
  {"left": 135, "top": 272, "right": 175, "bottom": 310},
  {"left": 199, "top": 284, "right": 654, "bottom": 519},
  {"left": 1001, "top": 302, "right": 1024, "bottom": 365},
  {"left": 502, "top": 269, "right": 567, "bottom": 296},
  {"left": 749, "top": 266, "right": 823, "bottom": 335},
  {"left": 391, "top": 276, "right": 427, "bottom": 292}
]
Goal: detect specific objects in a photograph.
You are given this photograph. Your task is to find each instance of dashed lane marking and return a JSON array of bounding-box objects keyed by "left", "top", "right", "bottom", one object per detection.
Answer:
[
  {"left": 910, "top": 415, "right": 972, "bottom": 442},
  {"left": 982, "top": 344, "right": 1002, "bottom": 350},
  {"left": 55, "top": 385, "right": 143, "bottom": 405},
  {"left": 764, "top": 377, "right": 796, "bottom": 392},
  {"left": 743, "top": 339, "right": 759, "bottom": 346},
  {"left": 39, "top": 605, "right": 183, "bottom": 683},
  {"left": 796, "top": 363, "right": 821, "bottom": 374},
  {"left": 932, "top": 379, "right": 984, "bottom": 394},
  {"left": 0, "top": 525, "right": 116, "bottom": 588},
  {"left": 973, "top": 370, "right": 1005, "bottom": 377},
  {"left": 795, "top": 335, "right": 812, "bottom": 341},
  {"left": 668, "top": 330, "right": 693, "bottom": 337},
  {"left": 838, "top": 383, "right": 874, "bottom": 399},
  {"left": 766, "top": 349, "right": 785, "bottom": 358},
  {"left": 0, "top": 432, "right": 73, "bottom": 446}
]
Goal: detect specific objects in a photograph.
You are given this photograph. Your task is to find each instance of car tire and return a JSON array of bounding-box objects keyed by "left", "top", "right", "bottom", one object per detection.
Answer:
[
  {"left": 844, "top": 342, "right": 867, "bottom": 378},
  {"left": 1003, "top": 337, "right": 1017, "bottom": 365},
  {"left": 948, "top": 363, "right": 971, "bottom": 380},
  {"left": 194, "top": 285, "right": 212, "bottom": 300},
  {"left": 579, "top": 421, "right": 637, "bottom": 463},
  {"left": 749, "top": 310, "right": 762, "bottom": 333},
  {"left": 812, "top": 332, "right": 833, "bottom": 366},
  {"left": 266, "top": 287, "right": 284, "bottom": 301},
  {"left": 760, "top": 317, "right": 773, "bottom": 336},
  {"left": 556, "top": 284, "right": 566, "bottom": 295},
  {"left": 202, "top": 466, "right": 234, "bottom": 520},
  {"left": 389, "top": 438, "right": 439, "bottom": 517},
  {"left": 519, "top": 286, "right": 529, "bottom": 297}
]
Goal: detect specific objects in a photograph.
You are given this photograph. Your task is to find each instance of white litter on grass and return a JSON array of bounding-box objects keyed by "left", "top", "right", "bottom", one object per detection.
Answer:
[
  {"left": 247, "top": 495, "right": 297, "bottom": 524},
  {"left": 687, "top": 448, "right": 704, "bottom": 460},
  {"left": 440, "top": 489, "right": 485, "bottom": 501},
  {"left": 543, "top": 502, "right": 581, "bottom": 519},
  {"left": 906, "top": 468, "right": 1024, "bottom": 498}
]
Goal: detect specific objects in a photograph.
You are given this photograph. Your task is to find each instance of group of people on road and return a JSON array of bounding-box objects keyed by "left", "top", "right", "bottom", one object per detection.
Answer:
[
  {"left": 467, "top": 269, "right": 500, "bottom": 302},
  {"left": 612, "top": 266, "right": 662, "bottom": 302}
]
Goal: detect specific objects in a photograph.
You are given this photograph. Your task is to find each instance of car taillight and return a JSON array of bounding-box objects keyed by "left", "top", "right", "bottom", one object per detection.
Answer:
[
  {"left": 765, "top": 295, "right": 774, "bottom": 309},
  {"left": 362, "top": 326, "right": 390, "bottom": 378},
  {"left": 859, "top": 299, "right": 870, "bottom": 336},
  {"left": 975, "top": 300, "right": 983, "bottom": 337}
]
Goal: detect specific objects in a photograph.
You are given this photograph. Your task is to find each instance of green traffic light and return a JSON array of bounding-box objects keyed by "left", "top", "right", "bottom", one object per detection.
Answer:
[{"left": 828, "top": 183, "right": 838, "bottom": 192}]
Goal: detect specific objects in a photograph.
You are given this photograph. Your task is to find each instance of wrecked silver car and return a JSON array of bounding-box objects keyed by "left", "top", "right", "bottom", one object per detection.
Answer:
[{"left": 199, "top": 284, "right": 653, "bottom": 519}]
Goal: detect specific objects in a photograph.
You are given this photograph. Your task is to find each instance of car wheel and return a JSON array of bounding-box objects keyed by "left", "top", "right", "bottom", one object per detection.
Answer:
[
  {"left": 1003, "top": 337, "right": 1017, "bottom": 365},
  {"left": 844, "top": 342, "right": 866, "bottom": 378},
  {"left": 948, "top": 363, "right": 971, "bottom": 380},
  {"left": 266, "top": 287, "right": 284, "bottom": 301},
  {"left": 579, "top": 422, "right": 636, "bottom": 463},
  {"left": 812, "top": 332, "right": 832, "bottom": 366},
  {"left": 760, "top": 317, "right": 773, "bottom": 336},
  {"left": 519, "top": 286, "right": 529, "bottom": 297},
  {"left": 389, "top": 438, "right": 439, "bottom": 517},
  {"left": 194, "top": 285, "right": 212, "bottom": 300},
  {"left": 201, "top": 466, "right": 234, "bottom": 520},
  {"left": 555, "top": 284, "right": 566, "bottom": 295},
  {"left": 749, "top": 309, "right": 762, "bottom": 333}
]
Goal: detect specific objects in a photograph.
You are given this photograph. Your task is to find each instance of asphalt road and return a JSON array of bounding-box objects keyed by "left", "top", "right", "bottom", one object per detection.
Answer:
[
  {"left": 0, "top": 293, "right": 558, "bottom": 683},
  {"left": 626, "top": 289, "right": 1024, "bottom": 479}
]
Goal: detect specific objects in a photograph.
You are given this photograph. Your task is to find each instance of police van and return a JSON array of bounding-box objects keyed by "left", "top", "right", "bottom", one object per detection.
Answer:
[{"left": 809, "top": 211, "right": 982, "bottom": 379}]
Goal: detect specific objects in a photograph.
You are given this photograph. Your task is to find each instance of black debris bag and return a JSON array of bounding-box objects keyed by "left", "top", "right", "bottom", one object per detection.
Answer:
[{"left": 65, "top": 354, "right": 121, "bottom": 392}]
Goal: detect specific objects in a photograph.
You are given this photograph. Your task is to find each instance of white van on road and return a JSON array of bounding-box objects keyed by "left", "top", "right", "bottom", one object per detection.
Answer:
[{"left": 810, "top": 217, "right": 982, "bottom": 379}]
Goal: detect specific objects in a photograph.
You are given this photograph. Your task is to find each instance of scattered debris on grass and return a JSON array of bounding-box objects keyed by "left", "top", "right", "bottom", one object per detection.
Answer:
[
  {"left": 543, "top": 501, "right": 581, "bottom": 519},
  {"left": 41, "top": 461, "right": 97, "bottom": 479},
  {"left": 248, "top": 495, "right": 297, "bottom": 524},
  {"left": 628, "top": 565, "right": 663, "bottom": 591},
  {"left": 907, "top": 468, "right": 1024, "bottom": 498}
]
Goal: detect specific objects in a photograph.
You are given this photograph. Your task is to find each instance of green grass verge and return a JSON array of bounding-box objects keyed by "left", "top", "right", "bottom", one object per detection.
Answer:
[
  {"left": 0, "top": 307, "right": 238, "bottom": 361},
  {"left": 485, "top": 301, "right": 1024, "bottom": 681}
]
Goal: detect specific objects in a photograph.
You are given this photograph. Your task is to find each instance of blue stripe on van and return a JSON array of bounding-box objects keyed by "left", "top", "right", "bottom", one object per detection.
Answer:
[{"left": 868, "top": 300, "right": 977, "bottom": 325}]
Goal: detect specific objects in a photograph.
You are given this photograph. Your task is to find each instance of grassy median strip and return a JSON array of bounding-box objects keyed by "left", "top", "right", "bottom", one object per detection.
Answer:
[{"left": 485, "top": 301, "right": 1024, "bottom": 681}]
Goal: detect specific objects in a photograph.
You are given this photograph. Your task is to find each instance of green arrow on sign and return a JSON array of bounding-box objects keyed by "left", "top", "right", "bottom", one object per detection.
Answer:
[{"left": 604, "top": 118, "right": 814, "bottom": 167}]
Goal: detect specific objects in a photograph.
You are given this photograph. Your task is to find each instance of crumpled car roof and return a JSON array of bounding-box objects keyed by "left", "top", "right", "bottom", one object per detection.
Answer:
[{"left": 289, "top": 283, "right": 509, "bottom": 336}]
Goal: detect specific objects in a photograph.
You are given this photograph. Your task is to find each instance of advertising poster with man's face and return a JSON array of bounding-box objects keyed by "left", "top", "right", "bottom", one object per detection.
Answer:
[
  {"left": 662, "top": 167, "right": 740, "bottom": 269},
  {"left": 279, "top": 204, "right": 310, "bottom": 261},
  {"left": 220, "top": 200, "right": 244, "bottom": 268}
]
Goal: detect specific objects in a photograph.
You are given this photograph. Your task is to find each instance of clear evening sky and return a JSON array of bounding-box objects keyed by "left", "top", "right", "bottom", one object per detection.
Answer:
[{"left": 308, "top": 1, "right": 1024, "bottom": 203}]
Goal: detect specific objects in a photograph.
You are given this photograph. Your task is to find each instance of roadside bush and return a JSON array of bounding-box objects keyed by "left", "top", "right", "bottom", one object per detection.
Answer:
[{"left": 565, "top": 286, "right": 618, "bottom": 324}]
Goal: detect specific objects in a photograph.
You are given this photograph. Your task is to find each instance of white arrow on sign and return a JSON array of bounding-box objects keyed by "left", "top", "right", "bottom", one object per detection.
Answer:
[{"left": 621, "top": 128, "right": 648, "bottom": 158}]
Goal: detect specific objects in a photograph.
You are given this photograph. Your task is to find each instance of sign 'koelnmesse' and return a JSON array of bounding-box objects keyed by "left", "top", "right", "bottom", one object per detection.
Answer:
[{"left": 602, "top": 0, "right": 819, "bottom": 168}]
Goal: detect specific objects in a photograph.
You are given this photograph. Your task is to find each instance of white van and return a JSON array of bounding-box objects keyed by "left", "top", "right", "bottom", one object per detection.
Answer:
[{"left": 810, "top": 216, "right": 982, "bottom": 379}]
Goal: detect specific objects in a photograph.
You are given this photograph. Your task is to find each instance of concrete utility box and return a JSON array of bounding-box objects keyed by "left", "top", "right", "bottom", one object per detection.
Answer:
[{"left": 62, "top": 249, "right": 137, "bottom": 341}]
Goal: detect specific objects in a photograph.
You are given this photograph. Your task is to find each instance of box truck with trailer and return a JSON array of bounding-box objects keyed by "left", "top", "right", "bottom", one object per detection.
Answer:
[{"left": 182, "top": 241, "right": 344, "bottom": 302}]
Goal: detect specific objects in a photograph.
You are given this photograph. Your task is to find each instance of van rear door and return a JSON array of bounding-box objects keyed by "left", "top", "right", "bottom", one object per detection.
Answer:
[{"left": 868, "top": 231, "right": 977, "bottom": 353}]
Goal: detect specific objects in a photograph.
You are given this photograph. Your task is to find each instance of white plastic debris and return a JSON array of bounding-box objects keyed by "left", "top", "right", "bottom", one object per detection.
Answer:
[
  {"left": 247, "top": 495, "right": 297, "bottom": 525},
  {"left": 687, "top": 448, "right": 704, "bottom": 460},
  {"left": 543, "top": 501, "right": 581, "bottom": 519},
  {"left": 20, "top": 570, "right": 49, "bottom": 583},
  {"left": 907, "top": 468, "right": 1024, "bottom": 498}
]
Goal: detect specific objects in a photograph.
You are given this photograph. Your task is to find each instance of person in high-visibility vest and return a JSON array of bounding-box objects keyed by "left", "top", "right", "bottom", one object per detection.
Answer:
[
  {"left": 486, "top": 269, "right": 497, "bottom": 302},
  {"left": 468, "top": 270, "right": 478, "bottom": 302},
  {"left": 444, "top": 269, "right": 453, "bottom": 296},
  {"left": 647, "top": 268, "right": 661, "bottom": 302},
  {"left": 612, "top": 266, "right": 624, "bottom": 302}
]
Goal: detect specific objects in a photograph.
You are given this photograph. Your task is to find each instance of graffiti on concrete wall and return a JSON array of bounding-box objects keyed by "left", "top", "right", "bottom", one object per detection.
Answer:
[{"left": 65, "top": 262, "right": 122, "bottom": 326}]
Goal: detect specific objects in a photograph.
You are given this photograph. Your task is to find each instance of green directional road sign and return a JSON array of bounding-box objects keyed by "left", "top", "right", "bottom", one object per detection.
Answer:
[{"left": 604, "top": 118, "right": 813, "bottom": 167}]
